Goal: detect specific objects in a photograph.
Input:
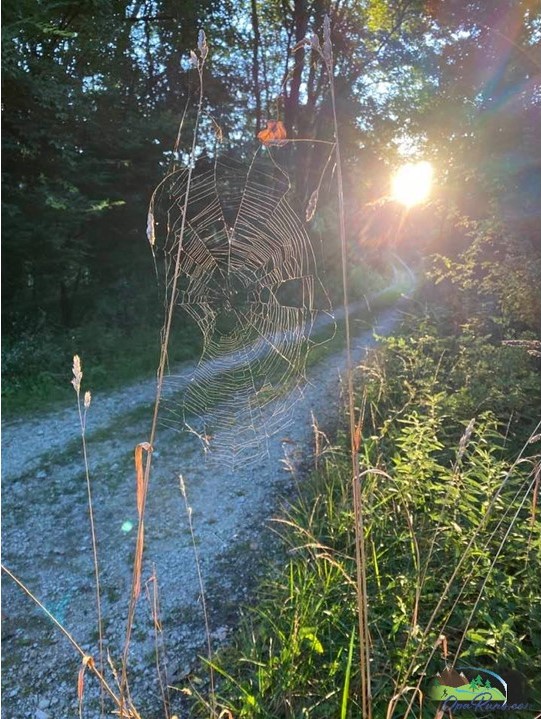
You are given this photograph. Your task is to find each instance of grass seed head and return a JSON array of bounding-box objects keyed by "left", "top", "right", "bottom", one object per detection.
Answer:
[
  {"left": 323, "top": 15, "right": 332, "bottom": 63},
  {"left": 198, "top": 29, "right": 208, "bottom": 60},
  {"left": 146, "top": 209, "right": 156, "bottom": 245},
  {"left": 71, "top": 355, "right": 83, "bottom": 394}
]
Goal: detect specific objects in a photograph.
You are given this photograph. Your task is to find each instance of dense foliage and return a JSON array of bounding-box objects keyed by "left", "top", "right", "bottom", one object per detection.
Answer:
[
  {"left": 207, "top": 274, "right": 541, "bottom": 718},
  {"left": 4, "top": 0, "right": 539, "bottom": 411}
]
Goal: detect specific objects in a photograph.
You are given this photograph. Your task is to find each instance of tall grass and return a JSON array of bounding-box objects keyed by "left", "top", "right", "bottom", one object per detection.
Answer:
[
  {"left": 70, "top": 355, "right": 105, "bottom": 714},
  {"left": 120, "top": 28, "right": 209, "bottom": 714},
  {"left": 305, "top": 17, "right": 372, "bottom": 716},
  {"left": 2, "top": 30, "right": 213, "bottom": 719},
  {"left": 205, "top": 308, "right": 541, "bottom": 718}
]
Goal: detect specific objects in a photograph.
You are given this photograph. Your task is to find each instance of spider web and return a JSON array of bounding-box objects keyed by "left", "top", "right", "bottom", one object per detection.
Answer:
[{"left": 152, "top": 151, "right": 334, "bottom": 466}]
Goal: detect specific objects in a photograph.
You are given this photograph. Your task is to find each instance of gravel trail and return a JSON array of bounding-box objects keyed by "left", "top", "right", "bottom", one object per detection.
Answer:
[{"left": 1, "top": 304, "right": 403, "bottom": 719}]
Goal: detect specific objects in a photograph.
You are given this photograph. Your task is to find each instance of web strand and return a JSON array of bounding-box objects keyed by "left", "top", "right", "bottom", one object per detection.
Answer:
[{"left": 153, "top": 152, "right": 333, "bottom": 467}]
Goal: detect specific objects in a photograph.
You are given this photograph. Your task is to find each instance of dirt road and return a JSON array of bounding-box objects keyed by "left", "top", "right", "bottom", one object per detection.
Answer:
[{"left": 1, "top": 303, "right": 403, "bottom": 719}]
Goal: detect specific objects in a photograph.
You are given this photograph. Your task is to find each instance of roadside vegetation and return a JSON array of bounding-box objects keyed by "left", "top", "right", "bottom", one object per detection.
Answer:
[
  {"left": 1, "top": 283, "right": 203, "bottom": 416},
  {"left": 203, "top": 224, "right": 541, "bottom": 718}
]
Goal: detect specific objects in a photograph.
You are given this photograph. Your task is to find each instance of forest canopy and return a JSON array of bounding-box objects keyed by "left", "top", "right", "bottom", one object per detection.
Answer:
[{"left": 2, "top": 0, "right": 540, "bottom": 406}]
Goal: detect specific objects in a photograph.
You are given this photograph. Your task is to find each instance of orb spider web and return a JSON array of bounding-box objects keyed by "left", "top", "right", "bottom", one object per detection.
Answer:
[{"left": 151, "top": 150, "right": 334, "bottom": 466}]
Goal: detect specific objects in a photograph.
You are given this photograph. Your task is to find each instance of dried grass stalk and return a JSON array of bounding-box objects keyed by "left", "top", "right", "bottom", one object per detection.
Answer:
[
  {"left": 133, "top": 520, "right": 145, "bottom": 600},
  {"left": 134, "top": 442, "right": 152, "bottom": 519}
]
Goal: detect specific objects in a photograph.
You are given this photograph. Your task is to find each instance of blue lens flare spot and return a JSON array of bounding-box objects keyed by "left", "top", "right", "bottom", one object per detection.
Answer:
[{"left": 121, "top": 520, "right": 134, "bottom": 533}]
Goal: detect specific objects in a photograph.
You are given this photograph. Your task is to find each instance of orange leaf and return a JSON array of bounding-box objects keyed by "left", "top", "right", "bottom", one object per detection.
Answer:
[
  {"left": 77, "top": 655, "right": 93, "bottom": 717},
  {"left": 257, "top": 120, "right": 287, "bottom": 146}
]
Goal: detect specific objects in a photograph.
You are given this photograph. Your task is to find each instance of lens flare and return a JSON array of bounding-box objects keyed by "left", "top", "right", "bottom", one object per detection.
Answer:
[{"left": 391, "top": 161, "right": 433, "bottom": 207}]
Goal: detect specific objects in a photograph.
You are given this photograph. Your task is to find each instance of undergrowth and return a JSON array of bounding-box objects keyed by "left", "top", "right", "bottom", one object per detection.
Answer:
[
  {"left": 1, "top": 302, "right": 202, "bottom": 417},
  {"left": 204, "top": 301, "right": 541, "bottom": 719},
  {"left": 1, "top": 261, "right": 400, "bottom": 420}
]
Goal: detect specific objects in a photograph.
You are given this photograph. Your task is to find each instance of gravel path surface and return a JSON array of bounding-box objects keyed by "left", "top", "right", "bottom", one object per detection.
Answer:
[{"left": 1, "top": 304, "right": 403, "bottom": 719}]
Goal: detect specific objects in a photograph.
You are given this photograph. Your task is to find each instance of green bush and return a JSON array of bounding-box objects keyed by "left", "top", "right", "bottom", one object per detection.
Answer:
[{"left": 204, "top": 299, "right": 541, "bottom": 719}]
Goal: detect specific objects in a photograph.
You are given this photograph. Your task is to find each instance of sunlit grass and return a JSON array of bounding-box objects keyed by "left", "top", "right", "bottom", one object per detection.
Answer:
[{"left": 205, "top": 312, "right": 541, "bottom": 719}]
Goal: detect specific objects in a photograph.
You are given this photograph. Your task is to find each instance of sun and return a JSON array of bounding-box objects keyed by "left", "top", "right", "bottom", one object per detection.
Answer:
[{"left": 391, "top": 161, "right": 433, "bottom": 207}]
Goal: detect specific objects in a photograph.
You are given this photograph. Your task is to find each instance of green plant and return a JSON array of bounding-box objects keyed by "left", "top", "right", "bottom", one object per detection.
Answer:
[{"left": 207, "top": 303, "right": 541, "bottom": 718}]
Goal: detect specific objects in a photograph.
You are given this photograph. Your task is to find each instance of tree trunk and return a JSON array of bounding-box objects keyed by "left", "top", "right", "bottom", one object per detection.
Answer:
[
  {"left": 250, "top": 0, "right": 262, "bottom": 134},
  {"left": 284, "top": 0, "right": 308, "bottom": 136}
]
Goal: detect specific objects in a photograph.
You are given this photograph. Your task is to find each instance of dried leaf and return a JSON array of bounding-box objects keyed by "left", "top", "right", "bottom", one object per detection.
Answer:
[
  {"left": 531, "top": 463, "right": 540, "bottom": 529},
  {"left": 310, "top": 33, "right": 321, "bottom": 51},
  {"left": 106, "top": 650, "right": 121, "bottom": 689},
  {"left": 198, "top": 29, "right": 208, "bottom": 60},
  {"left": 77, "top": 666, "right": 85, "bottom": 702},
  {"left": 135, "top": 447, "right": 144, "bottom": 518},
  {"left": 305, "top": 188, "right": 319, "bottom": 222},
  {"left": 77, "top": 655, "right": 93, "bottom": 717},
  {"left": 145, "top": 570, "right": 163, "bottom": 632},
  {"left": 353, "top": 423, "right": 362, "bottom": 453},
  {"left": 292, "top": 37, "right": 309, "bottom": 52},
  {"left": 189, "top": 50, "right": 198, "bottom": 68},
  {"left": 457, "top": 417, "right": 475, "bottom": 459},
  {"left": 211, "top": 117, "right": 224, "bottom": 143},
  {"left": 257, "top": 120, "right": 287, "bottom": 147}
]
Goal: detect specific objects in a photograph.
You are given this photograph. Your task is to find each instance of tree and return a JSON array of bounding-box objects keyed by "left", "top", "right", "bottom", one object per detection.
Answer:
[
  {"left": 469, "top": 675, "right": 484, "bottom": 690},
  {"left": 3, "top": 0, "right": 539, "bottom": 400},
  {"left": 1, "top": 0, "right": 230, "bottom": 329}
]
